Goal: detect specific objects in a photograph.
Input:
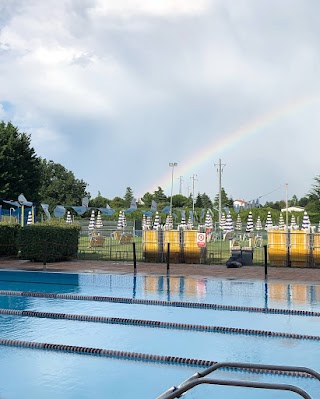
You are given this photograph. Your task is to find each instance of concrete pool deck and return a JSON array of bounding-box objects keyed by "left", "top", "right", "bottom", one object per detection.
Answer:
[{"left": 0, "top": 258, "right": 320, "bottom": 283}]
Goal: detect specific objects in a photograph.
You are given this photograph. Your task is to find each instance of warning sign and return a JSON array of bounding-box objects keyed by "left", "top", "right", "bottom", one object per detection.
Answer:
[{"left": 196, "top": 232, "right": 206, "bottom": 247}]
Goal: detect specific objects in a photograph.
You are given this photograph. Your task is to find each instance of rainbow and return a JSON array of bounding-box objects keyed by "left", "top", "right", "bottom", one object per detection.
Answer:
[{"left": 142, "top": 94, "right": 319, "bottom": 195}]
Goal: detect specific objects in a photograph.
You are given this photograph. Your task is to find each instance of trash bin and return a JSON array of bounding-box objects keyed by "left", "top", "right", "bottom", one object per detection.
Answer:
[
  {"left": 231, "top": 246, "right": 241, "bottom": 258},
  {"left": 241, "top": 247, "right": 253, "bottom": 265}
]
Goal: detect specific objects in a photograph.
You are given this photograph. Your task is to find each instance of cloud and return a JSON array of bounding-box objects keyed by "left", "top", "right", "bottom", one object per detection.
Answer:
[{"left": 0, "top": 0, "right": 320, "bottom": 203}]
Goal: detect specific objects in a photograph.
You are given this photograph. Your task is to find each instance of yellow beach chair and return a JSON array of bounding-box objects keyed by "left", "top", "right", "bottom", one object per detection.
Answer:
[
  {"left": 289, "top": 231, "right": 310, "bottom": 267},
  {"left": 268, "top": 230, "right": 288, "bottom": 266}
]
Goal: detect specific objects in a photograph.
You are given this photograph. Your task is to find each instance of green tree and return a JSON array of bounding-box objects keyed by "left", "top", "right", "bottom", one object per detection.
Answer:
[
  {"left": 110, "top": 196, "right": 126, "bottom": 209},
  {"left": 153, "top": 186, "right": 167, "bottom": 203},
  {"left": 124, "top": 187, "right": 134, "bottom": 207},
  {"left": 201, "top": 193, "right": 213, "bottom": 209},
  {"left": 89, "top": 193, "right": 110, "bottom": 208},
  {"left": 213, "top": 187, "right": 230, "bottom": 208},
  {"left": 38, "top": 159, "right": 88, "bottom": 208},
  {"left": 195, "top": 193, "right": 202, "bottom": 208},
  {"left": 289, "top": 194, "right": 299, "bottom": 206},
  {"left": 172, "top": 194, "right": 188, "bottom": 208},
  {"left": 141, "top": 192, "right": 153, "bottom": 207},
  {"left": 0, "top": 121, "right": 41, "bottom": 200}
]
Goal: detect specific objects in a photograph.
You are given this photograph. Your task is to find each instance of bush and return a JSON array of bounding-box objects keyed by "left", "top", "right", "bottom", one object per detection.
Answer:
[
  {"left": 0, "top": 223, "right": 20, "bottom": 256},
  {"left": 18, "top": 221, "right": 81, "bottom": 262}
]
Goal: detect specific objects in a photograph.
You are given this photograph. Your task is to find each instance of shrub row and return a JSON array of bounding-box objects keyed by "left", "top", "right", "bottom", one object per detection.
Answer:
[
  {"left": 0, "top": 221, "right": 81, "bottom": 262},
  {"left": 0, "top": 223, "right": 20, "bottom": 256}
]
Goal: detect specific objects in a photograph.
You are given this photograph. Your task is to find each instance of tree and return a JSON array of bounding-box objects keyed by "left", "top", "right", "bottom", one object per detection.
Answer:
[
  {"left": 172, "top": 194, "right": 188, "bottom": 208},
  {"left": 89, "top": 194, "right": 110, "bottom": 208},
  {"left": 195, "top": 193, "right": 202, "bottom": 208},
  {"left": 124, "top": 187, "right": 134, "bottom": 207},
  {"left": 201, "top": 193, "right": 213, "bottom": 209},
  {"left": 0, "top": 121, "right": 41, "bottom": 200},
  {"left": 110, "top": 196, "right": 126, "bottom": 209},
  {"left": 153, "top": 186, "right": 167, "bottom": 203},
  {"left": 141, "top": 192, "right": 153, "bottom": 207},
  {"left": 38, "top": 159, "right": 88, "bottom": 208},
  {"left": 213, "top": 188, "right": 230, "bottom": 208}
]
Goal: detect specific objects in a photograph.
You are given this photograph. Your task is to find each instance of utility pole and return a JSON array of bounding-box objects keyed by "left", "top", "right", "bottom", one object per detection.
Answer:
[
  {"left": 214, "top": 159, "right": 226, "bottom": 224},
  {"left": 190, "top": 174, "right": 198, "bottom": 212},
  {"left": 178, "top": 176, "right": 183, "bottom": 195}
]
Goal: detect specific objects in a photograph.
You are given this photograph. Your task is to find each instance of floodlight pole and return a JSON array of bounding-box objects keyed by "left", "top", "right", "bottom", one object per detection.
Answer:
[
  {"left": 191, "top": 174, "right": 198, "bottom": 212},
  {"left": 169, "top": 163, "right": 178, "bottom": 215},
  {"left": 215, "top": 159, "right": 226, "bottom": 224}
]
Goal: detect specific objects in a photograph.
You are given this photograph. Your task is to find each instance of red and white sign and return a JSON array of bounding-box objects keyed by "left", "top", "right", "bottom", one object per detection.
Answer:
[{"left": 196, "top": 232, "right": 206, "bottom": 247}]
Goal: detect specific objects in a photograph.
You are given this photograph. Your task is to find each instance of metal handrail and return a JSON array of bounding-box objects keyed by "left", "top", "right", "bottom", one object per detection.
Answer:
[{"left": 156, "top": 362, "right": 320, "bottom": 399}]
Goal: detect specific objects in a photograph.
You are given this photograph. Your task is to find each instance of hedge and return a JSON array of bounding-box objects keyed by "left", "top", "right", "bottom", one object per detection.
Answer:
[
  {"left": 0, "top": 223, "right": 20, "bottom": 256},
  {"left": 18, "top": 221, "right": 81, "bottom": 262}
]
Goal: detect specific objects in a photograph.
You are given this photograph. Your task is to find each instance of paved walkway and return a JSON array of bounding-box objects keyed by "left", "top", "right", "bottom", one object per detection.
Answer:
[{"left": 0, "top": 258, "right": 320, "bottom": 283}]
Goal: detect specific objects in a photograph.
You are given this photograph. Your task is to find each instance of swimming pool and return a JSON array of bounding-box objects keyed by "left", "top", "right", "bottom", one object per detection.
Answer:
[{"left": 0, "top": 270, "right": 318, "bottom": 398}]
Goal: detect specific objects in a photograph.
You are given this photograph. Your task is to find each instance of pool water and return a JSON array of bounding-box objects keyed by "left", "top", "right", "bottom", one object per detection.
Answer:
[{"left": 0, "top": 270, "right": 318, "bottom": 398}]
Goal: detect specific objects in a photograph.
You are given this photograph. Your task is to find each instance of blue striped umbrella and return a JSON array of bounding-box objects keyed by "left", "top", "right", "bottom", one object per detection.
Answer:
[
  {"left": 224, "top": 213, "right": 234, "bottom": 232},
  {"left": 265, "top": 211, "right": 273, "bottom": 230},
  {"left": 301, "top": 211, "right": 311, "bottom": 231}
]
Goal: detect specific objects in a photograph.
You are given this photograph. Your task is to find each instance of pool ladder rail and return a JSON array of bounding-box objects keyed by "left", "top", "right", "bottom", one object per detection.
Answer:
[{"left": 155, "top": 362, "right": 320, "bottom": 399}]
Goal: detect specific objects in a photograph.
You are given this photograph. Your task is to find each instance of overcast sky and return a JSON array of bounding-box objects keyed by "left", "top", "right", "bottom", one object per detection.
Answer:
[{"left": 1, "top": 0, "right": 320, "bottom": 204}]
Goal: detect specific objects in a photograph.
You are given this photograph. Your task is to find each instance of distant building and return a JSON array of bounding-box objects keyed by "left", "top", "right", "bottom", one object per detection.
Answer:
[{"left": 233, "top": 199, "right": 249, "bottom": 209}]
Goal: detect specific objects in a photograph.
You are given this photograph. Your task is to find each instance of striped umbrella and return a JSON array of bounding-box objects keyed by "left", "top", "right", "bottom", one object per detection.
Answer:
[
  {"left": 224, "top": 213, "right": 234, "bottom": 232},
  {"left": 117, "top": 211, "right": 124, "bottom": 230},
  {"left": 235, "top": 214, "right": 242, "bottom": 231},
  {"left": 187, "top": 215, "right": 193, "bottom": 230},
  {"left": 290, "top": 214, "right": 298, "bottom": 230},
  {"left": 265, "top": 211, "right": 273, "bottom": 230},
  {"left": 255, "top": 215, "right": 263, "bottom": 231},
  {"left": 142, "top": 214, "right": 147, "bottom": 230},
  {"left": 278, "top": 213, "right": 285, "bottom": 230},
  {"left": 301, "top": 211, "right": 311, "bottom": 231},
  {"left": 153, "top": 211, "right": 161, "bottom": 230},
  {"left": 146, "top": 216, "right": 152, "bottom": 229},
  {"left": 88, "top": 210, "right": 95, "bottom": 231},
  {"left": 205, "top": 211, "right": 213, "bottom": 230},
  {"left": 26, "top": 211, "right": 33, "bottom": 225},
  {"left": 179, "top": 215, "right": 187, "bottom": 230},
  {"left": 246, "top": 211, "right": 254, "bottom": 233},
  {"left": 95, "top": 211, "right": 103, "bottom": 230},
  {"left": 219, "top": 213, "right": 226, "bottom": 230},
  {"left": 65, "top": 211, "right": 72, "bottom": 224}
]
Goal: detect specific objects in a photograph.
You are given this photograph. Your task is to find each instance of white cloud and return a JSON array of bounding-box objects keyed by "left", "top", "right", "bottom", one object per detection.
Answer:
[{"left": 0, "top": 0, "right": 320, "bottom": 202}]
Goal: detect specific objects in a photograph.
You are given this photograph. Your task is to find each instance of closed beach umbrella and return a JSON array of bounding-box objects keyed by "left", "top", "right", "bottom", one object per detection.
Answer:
[
  {"left": 187, "top": 215, "right": 193, "bottom": 229},
  {"left": 65, "top": 211, "right": 72, "bottom": 224},
  {"left": 146, "top": 216, "right": 152, "bottom": 229},
  {"left": 95, "top": 211, "right": 103, "bottom": 230},
  {"left": 153, "top": 211, "right": 161, "bottom": 230},
  {"left": 117, "top": 211, "right": 123, "bottom": 230},
  {"left": 290, "top": 214, "right": 298, "bottom": 230},
  {"left": 235, "top": 214, "right": 242, "bottom": 231},
  {"left": 278, "top": 213, "right": 285, "bottom": 230},
  {"left": 246, "top": 211, "right": 254, "bottom": 233},
  {"left": 26, "top": 211, "right": 33, "bottom": 225},
  {"left": 255, "top": 215, "right": 263, "bottom": 231},
  {"left": 88, "top": 210, "right": 95, "bottom": 231},
  {"left": 265, "top": 211, "right": 273, "bottom": 230},
  {"left": 301, "top": 211, "right": 311, "bottom": 231},
  {"left": 142, "top": 214, "right": 147, "bottom": 230},
  {"left": 219, "top": 213, "right": 226, "bottom": 230},
  {"left": 205, "top": 211, "right": 213, "bottom": 230},
  {"left": 224, "top": 213, "right": 234, "bottom": 232}
]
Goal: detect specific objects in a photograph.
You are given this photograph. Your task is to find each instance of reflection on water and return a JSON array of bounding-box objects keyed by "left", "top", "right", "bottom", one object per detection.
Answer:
[{"left": 0, "top": 270, "right": 319, "bottom": 310}]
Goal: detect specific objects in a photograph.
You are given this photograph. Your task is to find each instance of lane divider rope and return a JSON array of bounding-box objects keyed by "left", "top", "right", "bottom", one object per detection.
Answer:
[
  {"left": 0, "top": 290, "right": 319, "bottom": 317},
  {"left": 0, "top": 338, "right": 313, "bottom": 379},
  {"left": 0, "top": 308, "right": 319, "bottom": 341}
]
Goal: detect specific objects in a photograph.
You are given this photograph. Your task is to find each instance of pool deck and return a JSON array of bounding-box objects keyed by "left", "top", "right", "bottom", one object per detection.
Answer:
[{"left": 0, "top": 258, "right": 320, "bottom": 283}]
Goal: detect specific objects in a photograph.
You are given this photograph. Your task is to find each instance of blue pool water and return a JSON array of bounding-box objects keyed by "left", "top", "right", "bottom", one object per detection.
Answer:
[{"left": 0, "top": 270, "right": 319, "bottom": 398}]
